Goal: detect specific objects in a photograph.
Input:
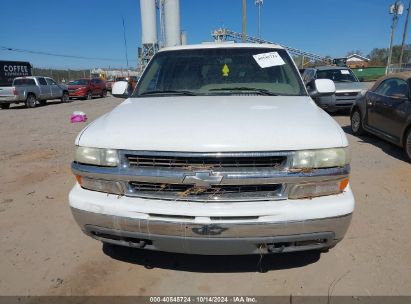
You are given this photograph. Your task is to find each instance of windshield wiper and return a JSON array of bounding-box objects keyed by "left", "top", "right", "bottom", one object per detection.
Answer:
[
  {"left": 209, "top": 87, "right": 279, "bottom": 96},
  {"left": 139, "top": 90, "right": 197, "bottom": 96}
]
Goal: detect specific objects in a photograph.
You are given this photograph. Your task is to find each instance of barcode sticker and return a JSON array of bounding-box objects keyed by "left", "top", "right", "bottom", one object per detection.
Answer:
[{"left": 253, "top": 51, "right": 285, "bottom": 68}]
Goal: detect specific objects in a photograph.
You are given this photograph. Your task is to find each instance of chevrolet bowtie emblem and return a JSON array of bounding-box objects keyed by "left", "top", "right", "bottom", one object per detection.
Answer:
[
  {"left": 192, "top": 225, "right": 228, "bottom": 236},
  {"left": 182, "top": 171, "right": 223, "bottom": 187}
]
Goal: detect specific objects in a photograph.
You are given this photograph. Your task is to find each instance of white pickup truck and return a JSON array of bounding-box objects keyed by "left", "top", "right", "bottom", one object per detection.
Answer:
[{"left": 69, "top": 43, "right": 354, "bottom": 255}]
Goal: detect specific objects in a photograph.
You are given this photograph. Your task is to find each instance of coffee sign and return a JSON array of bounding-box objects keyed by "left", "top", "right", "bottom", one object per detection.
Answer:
[{"left": 0, "top": 61, "right": 32, "bottom": 86}]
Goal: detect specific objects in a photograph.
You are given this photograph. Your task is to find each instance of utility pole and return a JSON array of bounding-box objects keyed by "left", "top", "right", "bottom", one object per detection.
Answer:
[
  {"left": 255, "top": 0, "right": 263, "bottom": 39},
  {"left": 122, "top": 17, "right": 129, "bottom": 69},
  {"left": 387, "top": 1, "right": 404, "bottom": 74},
  {"left": 400, "top": 0, "right": 411, "bottom": 68},
  {"left": 242, "top": 0, "right": 246, "bottom": 42}
]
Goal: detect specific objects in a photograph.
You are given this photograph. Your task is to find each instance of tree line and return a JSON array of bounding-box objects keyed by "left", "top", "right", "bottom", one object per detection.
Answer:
[
  {"left": 31, "top": 68, "right": 91, "bottom": 83},
  {"left": 347, "top": 44, "right": 411, "bottom": 66},
  {"left": 294, "top": 44, "right": 411, "bottom": 68}
]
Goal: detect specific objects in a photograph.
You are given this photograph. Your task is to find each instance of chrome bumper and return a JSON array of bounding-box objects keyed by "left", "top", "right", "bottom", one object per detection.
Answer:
[
  {"left": 71, "top": 207, "right": 352, "bottom": 255},
  {"left": 0, "top": 96, "right": 18, "bottom": 103}
]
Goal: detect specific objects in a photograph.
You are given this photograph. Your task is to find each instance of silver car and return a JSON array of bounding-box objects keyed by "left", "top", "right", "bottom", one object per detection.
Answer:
[{"left": 302, "top": 66, "right": 368, "bottom": 113}]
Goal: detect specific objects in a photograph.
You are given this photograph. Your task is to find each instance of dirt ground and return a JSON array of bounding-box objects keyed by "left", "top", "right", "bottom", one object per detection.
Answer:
[{"left": 0, "top": 96, "right": 410, "bottom": 296}]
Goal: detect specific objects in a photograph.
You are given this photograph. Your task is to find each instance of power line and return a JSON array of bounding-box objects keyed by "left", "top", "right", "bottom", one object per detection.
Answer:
[{"left": 0, "top": 46, "right": 136, "bottom": 62}]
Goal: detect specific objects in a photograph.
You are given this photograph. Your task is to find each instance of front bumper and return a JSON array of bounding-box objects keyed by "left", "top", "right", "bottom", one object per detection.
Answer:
[
  {"left": 69, "top": 184, "right": 354, "bottom": 255},
  {"left": 72, "top": 208, "right": 351, "bottom": 255},
  {"left": 69, "top": 91, "right": 87, "bottom": 98},
  {"left": 316, "top": 94, "right": 359, "bottom": 111}
]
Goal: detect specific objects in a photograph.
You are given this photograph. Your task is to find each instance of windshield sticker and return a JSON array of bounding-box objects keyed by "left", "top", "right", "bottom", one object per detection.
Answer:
[
  {"left": 341, "top": 70, "right": 350, "bottom": 74},
  {"left": 222, "top": 64, "right": 230, "bottom": 77},
  {"left": 253, "top": 51, "right": 285, "bottom": 68}
]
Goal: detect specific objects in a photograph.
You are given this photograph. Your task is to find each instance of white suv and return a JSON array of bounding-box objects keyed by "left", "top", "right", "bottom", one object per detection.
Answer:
[{"left": 69, "top": 43, "right": 354, "bottom": 255}]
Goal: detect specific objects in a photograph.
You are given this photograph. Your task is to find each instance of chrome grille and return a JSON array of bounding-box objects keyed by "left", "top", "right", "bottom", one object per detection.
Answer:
[
  {"left": 125, "top": 154, "right": 286, "bottom": 169},
  {"left": 335, "top": 92, "right": 358, "bottom": 97},
  {"left": 128, "top": 181, "right": 283, "bottom": 202}
]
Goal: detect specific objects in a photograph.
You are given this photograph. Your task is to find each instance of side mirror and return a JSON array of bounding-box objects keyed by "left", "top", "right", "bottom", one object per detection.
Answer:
[
  {"left": 359, "top": 77, "right": 365, "bottom": 82},
  {"left": 308, "top": 79, "right": 335, "bottom": 98},
  {"left": 112, "top": 81, "right": 131, "bottom": 98}
]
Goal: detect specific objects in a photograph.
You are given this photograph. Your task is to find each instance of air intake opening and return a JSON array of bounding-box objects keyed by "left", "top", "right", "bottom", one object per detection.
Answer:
[
  {"left": 265, "top": 238, "right": 328, "bottom": 253},
  {"left": 91, "top": 231, "right": 152, "bottom": 248}
]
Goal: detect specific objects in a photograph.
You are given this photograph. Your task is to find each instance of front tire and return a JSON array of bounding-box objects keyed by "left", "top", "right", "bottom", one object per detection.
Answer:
[
  {"left": 1, "top": 103, "right": 10, "bottom": 109},
  {"left": 100, "top": 89, "right": 107, "bottom": 98},
  {"left": 61, "top": 92, "right": 69, "bottom": 103},
  {"left": 86, "top": 91, "right": 93, "bottom": 100},
  {"left": 405, "top": 129, "right": 411, "bottom": 161},
  {"left": 351, "top": 109, "right": 365, "bottom": 135},
  {"left": 25, "top": 94, "right": 37, "bottom": 108}
]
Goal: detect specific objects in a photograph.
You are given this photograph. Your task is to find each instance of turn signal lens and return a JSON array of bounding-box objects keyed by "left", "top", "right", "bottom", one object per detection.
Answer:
[
  {"left": 289, "top": 178, "right": 349, "bottom": 199},
  {"left": 339, "top": 178, "right": 349, "bottom": 192},
  {"left": 75, "top": 175, "right": 82, "bottom": 185}
]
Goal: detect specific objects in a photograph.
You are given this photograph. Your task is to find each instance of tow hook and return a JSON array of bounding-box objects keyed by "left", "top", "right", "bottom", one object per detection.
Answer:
[
  {"left": 128, "top": 240, "right": 147, "bottom": 249},
  {"left": 267, "top": 243, "right": 286, "bottom": 253},
  {"left": 138, "top": 240, "right": 147, "bottom": 248}
]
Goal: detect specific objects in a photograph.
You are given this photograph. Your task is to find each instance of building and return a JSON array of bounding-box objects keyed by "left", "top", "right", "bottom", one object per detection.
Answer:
[{"left": 346, "top": 54, "right": 371, "bottom": 68}]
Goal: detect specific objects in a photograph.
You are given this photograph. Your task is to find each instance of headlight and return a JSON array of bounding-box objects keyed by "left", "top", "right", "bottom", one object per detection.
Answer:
[
  {"left": 359, "top": 89, "right": 367, "bottom": 97},
  {"left": 291, "top": 147, "right": 350, "bottom": 169},
  {"left": 74, "top": 146, "right": 119, "bottom": 166}
]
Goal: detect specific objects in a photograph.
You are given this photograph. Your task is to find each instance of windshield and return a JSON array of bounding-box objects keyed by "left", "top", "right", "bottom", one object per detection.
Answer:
[
  {"left": 316, "top": 69, "right": 358, "bottom": 83},
  {"left": 134, "top": 47, "right": 306, "bottom": 97},
  {"left": 68, "top": 79, "right": 89, "bottom": 85}
]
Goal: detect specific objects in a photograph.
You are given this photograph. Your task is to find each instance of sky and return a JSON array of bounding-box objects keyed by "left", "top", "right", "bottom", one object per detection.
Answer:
[{"left": 0, "top": 0, "right": 409, "bottom": 69}]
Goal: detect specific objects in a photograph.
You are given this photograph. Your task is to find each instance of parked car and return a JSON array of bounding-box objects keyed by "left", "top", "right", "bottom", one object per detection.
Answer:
[
  {"left": 302, "top": 66, "right": 368, "bottom": 112},
  {"left": 350, "top": 72, "right": 411, "bottom": 161},
  {"left": 105, "top": 80, "right": 114, "bottom": 92},
  {"left": 67, "top": 78, "right": 107, "bottom": 100},
  {"left": 129, "top": 76, "right": 139, "bottom": 91},
  {"left": 114, "top": 76, "right": 138, "bottom": 91},
  {"left": 0, "top": 76, "right": 69, "bottom": 109},
  {"left": 70, "top": 43, "right": 354, "bottom": 255},
  {"left": 0, "top": 60, "right": 32, "bottom": 109}
]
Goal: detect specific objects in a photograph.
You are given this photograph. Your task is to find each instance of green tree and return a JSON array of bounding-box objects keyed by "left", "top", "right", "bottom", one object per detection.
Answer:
[
  {"left": 367, "top": 44, "right": 411, "bottom": 66},
  {"left": 346, "top": 50, "right": 364, "bottom": 57}
]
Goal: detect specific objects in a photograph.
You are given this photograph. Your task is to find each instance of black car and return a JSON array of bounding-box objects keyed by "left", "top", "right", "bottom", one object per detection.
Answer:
[{"left": 350, "top": 72, "right": 411, "bottom": 161}]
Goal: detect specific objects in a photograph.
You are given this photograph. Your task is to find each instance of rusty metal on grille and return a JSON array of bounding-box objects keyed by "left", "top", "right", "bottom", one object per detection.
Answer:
[{"left": 128, "top": 181, "right": 283, "bottom": 202}]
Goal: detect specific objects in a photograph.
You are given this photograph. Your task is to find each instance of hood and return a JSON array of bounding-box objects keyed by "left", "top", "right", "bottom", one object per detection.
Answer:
[
  {"left": 76, "top": 96, "right": 347, "bottom": 152},
  {"left": 335, "top": 81, "right": 368, "bottom": 93}
]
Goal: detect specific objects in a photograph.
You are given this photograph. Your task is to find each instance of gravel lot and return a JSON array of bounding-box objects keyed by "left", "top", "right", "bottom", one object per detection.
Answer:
[{"left": 0, "top": 96, "right": 410, "bottom": 296}]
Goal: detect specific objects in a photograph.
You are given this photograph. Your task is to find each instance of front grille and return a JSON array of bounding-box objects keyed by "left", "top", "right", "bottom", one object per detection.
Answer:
[
  {"left": 335, "top": 103, "right": 354, "bottom": 107},
  {"left": 73, "top": 151, "right": 350, "bottom": 202},
  {"left": 128, "top": 181, "right": 283, "bottom": 201},
  {"left": 335, "top": 92, "right": 358, "bottom": 97},
  {"left": 125, "top": 155, "right": 286, "bottom": 169}
]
